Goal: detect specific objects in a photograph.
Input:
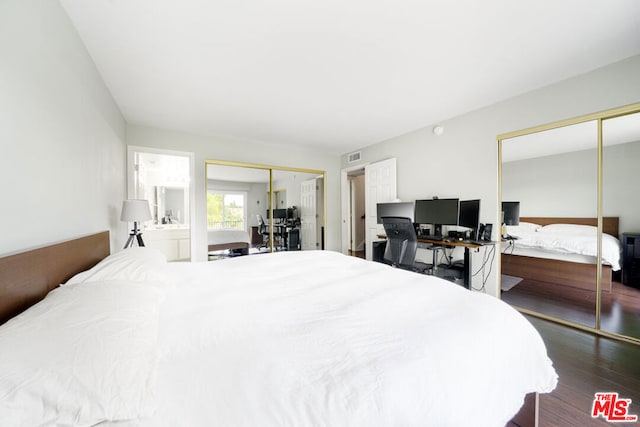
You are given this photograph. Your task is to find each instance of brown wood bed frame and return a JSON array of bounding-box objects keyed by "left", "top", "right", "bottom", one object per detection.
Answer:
[
  {"left": 0, "top": 230, "right": 537, "bottom": 426},
  {"left": 0, "top": 231, "right": 110, "bottom": 325},
  {"left": 501, "top": 217, "right": 619, "bottom": 293}
]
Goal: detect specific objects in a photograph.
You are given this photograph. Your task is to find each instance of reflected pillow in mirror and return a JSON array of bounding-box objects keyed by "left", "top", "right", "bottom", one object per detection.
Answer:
[
  {"left": 538, "top": 223, "right": 597, "bottom": 236},
  {"left": 505, "top": 222, "right": 541, "bottom": 237}
]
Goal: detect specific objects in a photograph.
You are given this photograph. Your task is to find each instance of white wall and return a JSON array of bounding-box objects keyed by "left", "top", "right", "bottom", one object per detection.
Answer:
[
  {"left": 127, "top": 124, "right": 341, "bottom": 261},
  {"left": 503, "top": 148, "right": 598, "bottom": 217},
  {"left": 0, "top": 0, "right": 126, "bottom": 255},
  {"left": 603, "top": 141, "right": 640, "bottom": 235},
  {"left": 504, "top": 140, "right": 640, "bottom": 236},
  {"left": 341, "top": 55, "right": 640, "bottom": 297}
]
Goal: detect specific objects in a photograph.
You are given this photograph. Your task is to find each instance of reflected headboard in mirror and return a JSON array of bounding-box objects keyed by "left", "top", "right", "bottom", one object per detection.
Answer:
[
  {"left": 0, "top": 231, "right": 110, "bottom": 325},
  {"left": 520, "top": 216, "right": 619, "bottom": 237}
]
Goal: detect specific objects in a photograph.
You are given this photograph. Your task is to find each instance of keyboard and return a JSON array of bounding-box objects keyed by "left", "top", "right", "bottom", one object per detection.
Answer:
[{"left": 419, "top": 235, "right": 443, "bottom": 241}]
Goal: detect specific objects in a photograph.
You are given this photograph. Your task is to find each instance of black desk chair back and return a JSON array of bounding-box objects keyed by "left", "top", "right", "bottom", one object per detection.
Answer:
[
  {"left": 381, "top": 217, "right": 431, "bottom": 273},
  {"left": 381, "top": 216, "right": 417, "bottom": 268}
]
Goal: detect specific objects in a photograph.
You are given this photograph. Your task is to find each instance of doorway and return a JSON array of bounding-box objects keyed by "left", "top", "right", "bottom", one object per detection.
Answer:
[
  {"left": 127, "top": 146, "right": 195, "bottom": 261},
  {"left": 348, "top": 171, "right": 366, "bottom": 258},
  {"left": 340, "top": 158, "right": 397, "bottom": 260}
]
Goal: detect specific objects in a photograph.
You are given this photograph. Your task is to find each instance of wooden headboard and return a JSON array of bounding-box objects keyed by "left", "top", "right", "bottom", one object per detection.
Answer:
[
  {"left": 0, "top": 231, "right": 110, "bottom": 325},
  {"left": 520, "top": 217, "right": 619, "bottom": 237}
]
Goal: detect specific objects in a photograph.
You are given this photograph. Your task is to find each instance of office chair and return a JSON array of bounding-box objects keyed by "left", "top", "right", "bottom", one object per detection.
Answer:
[
  {"left": 256, "top": 214, "right": 285, "bottom": 251},
  {"left": 256, "top": 214, "right": 270, "bottom": 250},
  {"left": 381, "top": 216, "right": 431, "bottom": 273}
]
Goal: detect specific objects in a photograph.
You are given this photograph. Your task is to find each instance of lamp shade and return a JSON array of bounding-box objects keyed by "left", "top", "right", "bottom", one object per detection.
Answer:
[{"left": 120, "top": 199, "right": 152, "bottom": 222}]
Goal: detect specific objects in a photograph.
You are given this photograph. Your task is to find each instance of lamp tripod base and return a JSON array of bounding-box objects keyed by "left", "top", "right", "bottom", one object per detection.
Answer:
[{"left": 124, "top": 222, "right": 146, "bottom": 249}]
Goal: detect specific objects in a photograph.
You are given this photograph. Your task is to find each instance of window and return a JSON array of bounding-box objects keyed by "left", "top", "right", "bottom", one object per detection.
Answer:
[{"left": 207, "top": 191, "right": 247, "bottom": 230}]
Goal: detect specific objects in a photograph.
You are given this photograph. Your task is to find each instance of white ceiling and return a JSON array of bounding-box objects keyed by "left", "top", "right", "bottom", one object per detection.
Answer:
[
  {"left": 502, "top": 111, "right": 640, "bottom": 162},
  {"left": 60, "top": 0, "right": 640, "bottom": 155}
]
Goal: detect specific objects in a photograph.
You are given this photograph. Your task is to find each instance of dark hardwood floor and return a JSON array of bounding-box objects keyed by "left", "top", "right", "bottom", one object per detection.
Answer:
[
  {"left": 502, "top": 278, "right": 640, "bottom": 338},
  {"left": 527, "top": 315, "right": 640, "bottom": 426},
  {"left": 348, "top": 249, "right": 365, "bottom": 259}
]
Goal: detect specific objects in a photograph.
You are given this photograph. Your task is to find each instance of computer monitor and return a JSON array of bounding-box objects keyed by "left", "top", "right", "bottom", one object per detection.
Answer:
[
  {"left": 459, "top": 199, "right": 481, "bottom": 239},
  {"left": 270, "top": 208, "right": 288, "bottom": 220},
  {"left": 376, "top": 202, "right": 414, "bottom": 224},
  {"left": 502, "top": 201, "right": 520, "bottom": 226},
  {"left": 414, "top": 198, "right": 459, "bottom": 237}
]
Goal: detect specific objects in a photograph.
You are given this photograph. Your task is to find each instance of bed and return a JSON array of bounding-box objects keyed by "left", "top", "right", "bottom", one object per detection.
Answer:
[
  {"left": 501, "top": 217, "right": 621, "bottom": 293},
  {"left": 207, "top": 229, "right": 251, "bottom": 254},
  {"left": 0, "top": 232, "right": 557, "bottom": 427}
]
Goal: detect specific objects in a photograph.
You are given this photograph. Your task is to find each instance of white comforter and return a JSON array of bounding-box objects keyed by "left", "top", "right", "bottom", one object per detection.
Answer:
[
  {"left": 0, "top": 249, "right": 557, "bottom": 427},
  {"left": 133, "top": 251, "right": 556, "bottom": 427},
  {"left": 508, "top": 230, "right": 621, "bottom": 270}
]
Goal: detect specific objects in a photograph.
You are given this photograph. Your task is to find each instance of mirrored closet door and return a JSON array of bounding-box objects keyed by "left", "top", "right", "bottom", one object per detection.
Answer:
[
  {"left": 499, "top": 103, "right": 640, "bottom": 343},
  {"left": 206, "top": 160, "right": 325, "bottom": 259},
  {"left": 500, "top": 121, "right": 598, "bottom": 329},
  {"left": 601, "top": 110, "right": 640, "bottom": 340}
]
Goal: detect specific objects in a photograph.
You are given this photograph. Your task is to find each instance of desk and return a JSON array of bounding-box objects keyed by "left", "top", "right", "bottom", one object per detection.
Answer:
[
  {"left": 268, "top": 222, "right": 300, "bottom": 251},
  {"left": 377, "top": 234, "right": 496, "bottom": 290},
  {"left": 418, "top": 238, "right": 489, "bottom": 290}
]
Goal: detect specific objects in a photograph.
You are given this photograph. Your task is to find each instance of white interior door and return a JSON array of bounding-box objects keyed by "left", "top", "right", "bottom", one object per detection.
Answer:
[
  {"left": 364, "top": 158, "right": 397, "bottom": 260},
  {"left": 300, "top": 178, "right": 318, "bottom": 250}
]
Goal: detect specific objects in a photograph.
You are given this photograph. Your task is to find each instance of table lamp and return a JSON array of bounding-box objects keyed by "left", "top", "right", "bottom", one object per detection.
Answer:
[{"left": 121, "top": 199, "right": 152, "bottom": 248}]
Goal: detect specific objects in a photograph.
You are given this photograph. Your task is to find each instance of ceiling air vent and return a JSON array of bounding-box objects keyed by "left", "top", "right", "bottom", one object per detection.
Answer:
[{"left": 347, "top": 151, "right": 362, "bottom": 163}]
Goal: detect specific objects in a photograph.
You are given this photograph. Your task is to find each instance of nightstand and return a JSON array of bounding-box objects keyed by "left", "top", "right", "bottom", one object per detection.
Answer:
[{"left": 622, "top": 232, "right": 640, "bottom": 288}]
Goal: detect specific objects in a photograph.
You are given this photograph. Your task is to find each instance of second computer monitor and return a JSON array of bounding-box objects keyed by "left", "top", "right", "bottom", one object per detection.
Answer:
[
  {"left": 459, "top": 199, "right": 481, "bottom": 239},
  {"left": 459, "top": 199, "right": 480, "bottom": 229},
  {"left": 414, "top": 198, "right": 459, "bottom": 236}
]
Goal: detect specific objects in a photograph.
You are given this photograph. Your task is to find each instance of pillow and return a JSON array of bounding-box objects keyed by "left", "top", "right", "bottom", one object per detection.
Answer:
[
  {"left": 66, "top": 246, "right": 167, "bottom": 285},
  {"left": 0, "top": 280, "right": 163, "bottom": 426},
  {"left": 505, "top": 222, "right": 541, "bottom": 237},
  {"left": 538, "top": 223, "right": 597, "bottom": 236}
]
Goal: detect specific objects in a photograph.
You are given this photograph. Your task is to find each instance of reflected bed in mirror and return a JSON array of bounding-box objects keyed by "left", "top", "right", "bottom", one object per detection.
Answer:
[
  {"left": 501, "top": 217, "right": 620, "bottom": 293},
  {"left": 501, "top": 217, "right": 620, "bottom": 329}
]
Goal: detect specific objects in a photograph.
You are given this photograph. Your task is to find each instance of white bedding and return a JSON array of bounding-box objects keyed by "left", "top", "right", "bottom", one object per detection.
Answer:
[
  {"left": 0, "top": 249, "right": 557, "bottom": 427},
  {"left": 505, "top": 226, "right": 621, "bottom": 271},
  {"left": 0, "top": 280, "right": 163, "bottom": 426},
  {"left": 136, "top": 251, "right": 556, "bottom": 426},
  {"left": 207, "top": 229, "right": 250, "bottom": 245}
]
